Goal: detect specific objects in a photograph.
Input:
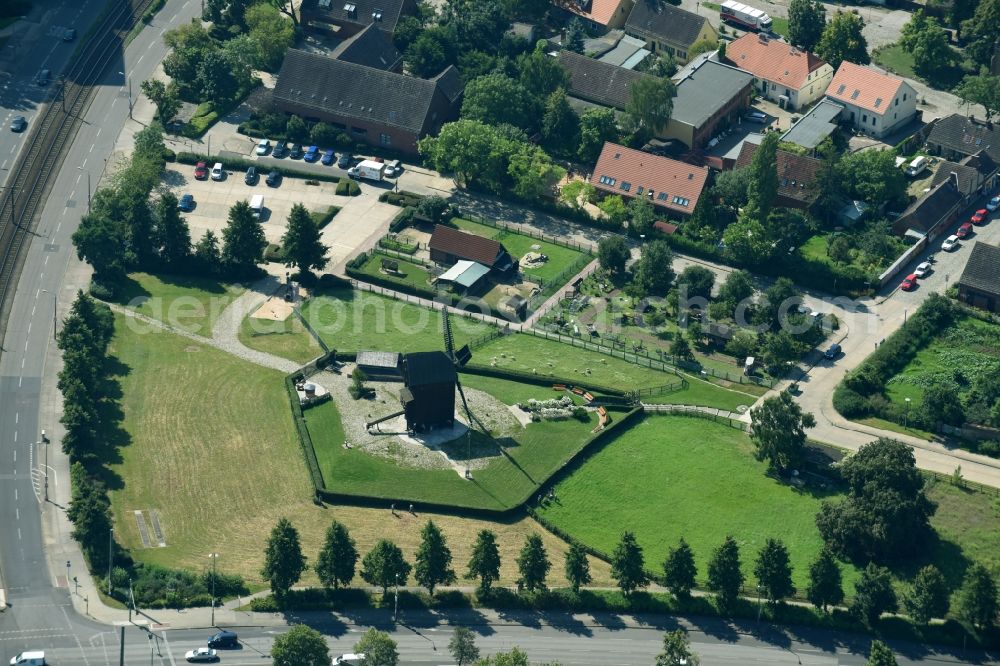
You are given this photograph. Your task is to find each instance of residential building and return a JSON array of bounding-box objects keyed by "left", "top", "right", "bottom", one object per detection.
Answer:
[
  {"left": 300, "top": 0, "right": 416, "bottom": 38},
  {"left": 662, "top": 59, "right": 753, "bottom": 149},
  {"left": 329, "top": 23, "right": 403, "bottom": 72},
  {"left": 597, "top": 34, "right": 651, "bottom": 69},
  {"left": 589, "top": 142, "right": 709, "bottom": 217},
  {"left": 823, "top": 61, "right": 917, "bottom": 138},
  {"left": 428, "top": 225, "right": 517, "bottom": 277},
  {"left": 723, "top": 33, "right": 832, "bottom": 110},
  {"left": 552, "top": 0, "right": 635, "bottom": 30},
  {"left": 925, "top": 114, "right": 1000, "bottom": 163},
  {"left": 734, "top": 142, "right": 822, "bottom": 210},
  {"left": 929, "top": 152, "right": 999, "bottom": 197},
  {"left": 891, "top": 172, "right": 964, "bottom": 238},
  {"left": 272, "top": 50, "right": 464, "bottom": 155},
  {"left": 625, "top": 0, "right": 717, "bottom": 64},
  {"left": 957, "top": 242, "right": 1000, "bottom": 313},
  {"left": 558, "top": 50, "right": 655, "bottom": 110}
]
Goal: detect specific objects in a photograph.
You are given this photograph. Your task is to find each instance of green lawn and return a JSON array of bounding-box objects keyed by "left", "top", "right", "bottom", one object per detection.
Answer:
[
  {"left": 355, "top": 253, "right": 436, "bottom": 293},
  {"left": 113, "top": 272, "right": 244, "bottom": 337},
  {"left": 475, "top": 333, "right": 757, "bottom": 409},
  {"left": 459, "top": 373, "right": 587, "bottom": 405},
  {"left": 450, "top": 218, "right": 590, "bottom": 284},
  {"left": 538, "top": 415, "right": 1000, "bottom": 600},
  {"left": 307, "top": 400, "right": 600, "bottom": 510},
  {"left": 240, "top": 288, "right": 497, "bottom": 364},
  {"left": 873, "top": 44, "right": 917, "bottom": 80},
  {"left": 770, "top": 16, "right": 788, "bottom": 36}
]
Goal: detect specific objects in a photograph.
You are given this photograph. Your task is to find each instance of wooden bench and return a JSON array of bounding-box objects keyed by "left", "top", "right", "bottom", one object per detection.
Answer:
[
  {"left": 583, "top": 392, "right": 594, "bottom": 402},
  {"left": 552, "top": 384, "right": 566, "bottom": 391},
  {"left": 592, "top": 406, "right": 609, "bottom": 432},
  {"left": 571, "top": 387, "right": 585, "bottom": 396}
]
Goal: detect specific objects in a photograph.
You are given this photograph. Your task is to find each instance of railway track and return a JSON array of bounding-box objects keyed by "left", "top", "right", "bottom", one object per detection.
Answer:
[{"left": 0, "top": 0, "right": 157, "bottom": 349}]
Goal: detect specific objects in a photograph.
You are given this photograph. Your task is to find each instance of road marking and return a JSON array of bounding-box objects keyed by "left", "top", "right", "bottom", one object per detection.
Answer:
[
  {"left": 162, "top": 631, "right": 178, "bottom": 666},
  {"left": 137, "top": 54, "right": 145, "bottom": 65},
  {"left": 26, "top": 322, "right": 31, "bottom": 334},
  {"left": 15, "top": 508, "right": 19, "bottom": 520},
  {"left": 90, "top": 143, "right": 95, "bottom": 152},
  {"left": 13, "top": 488, "right": 17, "bottom": 500},
  {"left": 95, "top": 128, "right": 101, "bottom": 139},
  {"left": 17, "top": 528, "right": 21, "bottom": 540},
  {"left": 14, "top": 413, "right": 17, "bottom": 424},
  {"left": 80, "top": 158, "right": 86, "bottom": 168}
]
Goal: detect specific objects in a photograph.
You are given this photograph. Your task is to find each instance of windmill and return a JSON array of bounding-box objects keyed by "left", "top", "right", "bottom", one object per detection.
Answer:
[{"left": 440, "top": 306, "right": 484, "bottom": 479}]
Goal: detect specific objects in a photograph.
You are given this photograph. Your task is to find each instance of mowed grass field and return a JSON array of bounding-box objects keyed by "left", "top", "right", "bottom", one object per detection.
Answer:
[
  {"left": 109, "top": 317, "right": 611, "bottom": 587},
  {"left": 538, "top": 415, "right": 1000, "bottom": 600},
  {"left": 355, "top": 253, "right": 435, "bottom": 292},
  {"left": 475, "top": 333, "right": 755, "bottom": 411},
  {"left": 114, "top": 272, "right": 244, "bottom": 336},
  {"left": 450, "top": 218, "right": 589, "bottom": 283},
  {"left": 308, "top": 400, "right": 600, "bottom": 510},
  {"left": 537, "top": 416, "right": 848, "bottom": 593},
  {"left": 240, "top": 288, "right": 496, "bottom": 364}
]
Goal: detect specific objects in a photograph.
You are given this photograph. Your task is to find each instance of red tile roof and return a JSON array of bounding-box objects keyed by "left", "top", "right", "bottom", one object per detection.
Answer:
[
  {"left": 429, "top": 225, "right": 506, "bottom": 267},
  {"left": 734, "top": 142, "right": 822, "bottom": 206},
  {"left": 725, "top": 33, "right": 828, "bottom": 90},
  {"left": 825, "top": 61, "right": 904, "bottom": 116},
  {"left": 553, "top": 0, "right": 628, "bottom": 26},
  {"left": 590, "top": 142, "right": 709, "bottom": 215}
]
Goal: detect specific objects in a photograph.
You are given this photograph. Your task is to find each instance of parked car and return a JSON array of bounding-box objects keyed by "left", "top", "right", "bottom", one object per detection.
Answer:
[
  {"left": 207, "top": 630, "right": 238, "bottom": 649},
  {"left": 255, "top": 138, "right": 270, "bottom": 156},
  {"left": 304, "top": 145, "right": 319, "bottom": 162},
  {"left": 272, "top": 141, "right": 288, "bottom": 158},
  {"left": 178, "top": 193, "right": 195, "bottom": 211},
  {"left": 970, "top": 208, "right": 988, "bottom": 225},
  {"left": 941, "top": 235, "right": 960, "bottom": 251},
  {"left": 63, "top": 28, "right": 76, "bottom": 41},
  {"left": 956, "top": 221, "right": 973, "bottom": 238},
  {"left": 266, "top": 170, "right": 282, "bottom": 187},
  {"left": 385, "top": 159, "right": 402, "bottom": 177},
  {"left": 823, "top": 343, "right": 842, "bottom": 360},
  {"left": 744, "top": 110, "right": 768, "bottom": 123},
  {"left": 9, "top": 651, "right": 45, "bottom": 666},
  {"left": 210, "top": 162, "right": 225, "bottom": 181},
  {"left": 35, "top": 69, "right": 50, "bottom": 86},
  {"left": 245, "top": 166, "right": 258, "bottom": 185},
  {"left": 900, "top": 273, "right": 918, "bottom": 291},
  {"left": 321, "top": 148, "right": 336, "bottom": 165},
  {"left": 9, "top": 115, "right": 27, "bottom": 132},
  {"left": 914, "top": 261, "right": 932, "bottom": 278},
  {"left": 194, "top": 161, "right": 208, "bottom": 179},
  {"left": 333, "top": 654, "right": 364, "bottom": 665},
  {"left": 184, "top": 647, "right": 218, "bottom": 663},
  {"left": 337, "top": 152, "right": 353, "bottom": 169},
  {"left": 987, "top": 195, "right": 1000, "bottom": 212},
  {"left": 289, "top": 143, "right": 303, "bottom": 159}
]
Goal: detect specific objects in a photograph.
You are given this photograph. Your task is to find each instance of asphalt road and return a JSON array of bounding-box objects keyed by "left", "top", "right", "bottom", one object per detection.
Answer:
[{"left": 0, "top": 0, "right": 199, "bottom": 646}]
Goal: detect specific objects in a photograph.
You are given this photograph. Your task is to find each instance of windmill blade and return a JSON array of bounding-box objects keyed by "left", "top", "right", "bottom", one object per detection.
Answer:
[{"left": 442, "top": 306, "right": 456, "bottom": 361}]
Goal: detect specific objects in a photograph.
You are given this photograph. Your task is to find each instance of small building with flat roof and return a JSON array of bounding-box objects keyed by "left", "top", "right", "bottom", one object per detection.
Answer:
[
  {"left": 781, "top": 99, "right": 844, "bottom": 151},
  {"left": 436, "top": 260, "right": 491, "bottom": 295},
  {"left": 356, "top": 351, "right": 402, "bottom": 380}
]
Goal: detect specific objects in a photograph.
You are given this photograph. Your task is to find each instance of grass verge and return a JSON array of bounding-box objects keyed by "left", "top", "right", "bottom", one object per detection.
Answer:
[{"left": 112, "top": 272, "right": 244, "bottom": 337}]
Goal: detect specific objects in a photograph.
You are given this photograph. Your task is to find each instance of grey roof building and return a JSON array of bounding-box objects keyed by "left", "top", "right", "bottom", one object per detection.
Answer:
[
  {"left": 273, "top": 50, "right": 463, "bottom": 155},
  {"left": 930, "top": 152, "right": 999, "bottom": 197},
  {"left": 781, "top": 99, "right": 844, "bottom": 151},
  {"left": 625, "top": 0, "right": 718, "bottom": 64},
  {"left": 925, "top": 114, "right": 1000, "bottom": 163},
  {"left": 891, "top": 173, "right": 964, "bottom": 237},
  {"left": 558, "top": 50, "right": 656, "bottom": 110},
  {"left": 661, "top": 59, "right": 752, "bottom": 149},
  {"left": 300, "top": 0, "right": 416, "bottom": 38},
  {"left": 957, "top": 242, "right": 1000, "bottom": 313},
  {"left": 330, "top": 24, "right": 404, "bottom": 71}
]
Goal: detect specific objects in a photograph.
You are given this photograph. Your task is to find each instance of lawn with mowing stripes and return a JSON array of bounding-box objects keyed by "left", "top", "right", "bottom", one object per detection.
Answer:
[
  {"left": 537, "top": 415, "right": 850, "bottom": 593},
  {"left": 476, "top": 333, "right": 756, "bottom": 410},
  {"left": 308, "top": 400, "right": 598, "bottom": 510},
  {"left": 114, "top": 272, "right": 244, "bottom": 337},
  {"left": 240, "top": 288, "right": 495, "bottom": 364}
]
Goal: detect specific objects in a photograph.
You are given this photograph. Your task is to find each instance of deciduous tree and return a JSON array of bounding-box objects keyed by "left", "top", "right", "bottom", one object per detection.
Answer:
[
  {"left": 597, "top": 236, "right": 629, "bottom": 275},
  {"left": 656, "top": 630, "right": 700, "bottom": 666},
  {"left": 815, "top": 10, "right": 870, "bottom": 68},
  {"left": 355, "top": 628, "right": 398, "bottom": 666},
  {"left": 140, "top": 79, "right": 181, "bottom": 123},
  {"left": 788, "top": 0, "right": 826, "bottom": 51},
  {"left": 361, "top": 540, "right": 411, "bottom": 595},
  {"left": 577, "top": 107, "right": 619, "bottom": 163},
  {"left": 448, "top": 627, "right": 480, "bottom": 666},
  {"left": 958, "top": 563, "right": 998, "bottom": 630},
  {"left": 866, "top": 641, "right": 897, "bottom": 666},
  {"left": 632, "top": 240, "right": 674, "bottom": 297},
  {"left": 625, "top": 76, "right": 676, "bottom": 140},
  {"left": 749, "top": 392, "right": 816, "bottom": 473},
  {"left": 272, "top": 625, "right": 331, "bottom": 666},
  {"left": 954, "top": 74, "right": 1000, "bottom": 121},
  {"left": 851, "top": 563, "right": 897, "bottom": 626},
  {"left": 904, "top": 565, "right": 949, "bottom": 624},
  {"left": 462, "top": 73, "right": 538, "bottom": 129}
]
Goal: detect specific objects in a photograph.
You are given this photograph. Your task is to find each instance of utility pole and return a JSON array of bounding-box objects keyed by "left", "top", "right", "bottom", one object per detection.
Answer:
[
  {"left": 108, "top": 528, "right": 114, "bottom": 595},
  {"left": 209, "top": 553, "right": 219, "bottom": 626},
  {"left": 119, "top": 625, "right": 125, "bottom": 666},
  {"left": 41, "top": 429, "right": 49, "bottom": 501},
  {"left": 394, "top": 572, "right": 399, "bottom": 623}
]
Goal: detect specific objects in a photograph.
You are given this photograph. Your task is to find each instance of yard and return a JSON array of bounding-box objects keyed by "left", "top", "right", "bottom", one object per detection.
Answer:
[
  {"left": 353, "top": 252, "right": 438, "bottom": 293},
  {"left": 307, "top": 398, "right": 602, "bottom": 511},
  {"left": 800, "top": 233, "right": 903, "bottom": 277},
  {"left": 240, "top": 287, "right": 496, "bottom": 364},
  {"left": 108, "top": 315, "right": 611, "bottom": 587},
  {"left": 537, "top": 415, "right": 1000, "bottom": 600},
  {"left": 113, "top": 272, "right": 245, "bottom": 337},
  {"left": 475, "top": 332, "right": 758, "bottom": 411}
]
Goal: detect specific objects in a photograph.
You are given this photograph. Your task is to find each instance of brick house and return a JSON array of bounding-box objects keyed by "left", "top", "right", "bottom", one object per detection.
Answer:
[
  {"left": 925, "top": 114, "right": 1000, "bottom": 164},
  {"left": 625, "top": 0, "right": 717, "bottom": 64},
  {"left": 663, "top": 59, "right": 753, "bottom": 149},
  {"left": 589, "top": 142, "right": 709, "bottom": 217},
  {"left": 272, "top": 50, "right": 463, "bottom": 155}
]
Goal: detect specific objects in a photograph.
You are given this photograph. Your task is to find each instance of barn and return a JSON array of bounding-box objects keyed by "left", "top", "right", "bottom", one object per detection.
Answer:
[
  {"left": 400, "top": 351, "right": 457, "bottom": 432},
  {"left": 428, "top": 225, "right": 517, "bottom": 277}
]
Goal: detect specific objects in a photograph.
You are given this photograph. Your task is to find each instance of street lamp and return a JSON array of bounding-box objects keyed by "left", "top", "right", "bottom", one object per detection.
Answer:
[
  {"left": 107, "top": 527, "right": 114, "bottom": 596},
  {"left": 756, "top": 584, "right": 764, "bottom": 623},
  {"left": 41, "top": 289, "right": 57, "bottom": 341},
  {"left": 76, "top": 166, "right": 91, "bottom": 212},
  {"left": 905, "top": 397, "right": 911, "bottom": 430},
  {"left": 394, "top": 572, "right": 399, "bottom": 623},
  {"left": 904, "top": 308, "right": 907, "bottom": 324},
  {"left": 39, "top": 429, "right": 49, "bottom": 501},
  {"left": 118, "top": 71, "right": 132, "bottom": 119},
  {"left": 208, "top": 553, "right": 219, "bottom": 626}
]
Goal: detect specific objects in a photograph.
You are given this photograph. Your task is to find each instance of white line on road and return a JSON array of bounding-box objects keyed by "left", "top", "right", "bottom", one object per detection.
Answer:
[
  {"left": 90, "top": 143, "right": 95, "bottom": 152},
  {"left": 15, "top": 508, "right": 19, "bottom": 520},
  {"left": 14, "top": 413, "right": 17, "bottom": 424},
  {"left": 163, "top": 632, "right": 178, "bottom": 666},
  {"left": 13, "top": 431, "right": 17, "bottom": 442},
  {"left": 17, "top": 528, "right": 21, "bottom": 540},
  {"left": 55, "top": 221, "right": 61, "bottom": 232},
  {"left": 137, "top": 54, "right": 145, "bottom": 65},
  {"left": 26, "top": 322, "right": 31, "bottom": 334},
  {"left": 80, "top": 158, "right": 87, "bottom": 168},
  {"left": 14, "top": 488, "right": 17, "bottom": 500}
]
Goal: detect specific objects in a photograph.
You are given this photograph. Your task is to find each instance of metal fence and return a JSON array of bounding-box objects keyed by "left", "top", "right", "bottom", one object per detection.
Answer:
[
  {"left": 643, "top": 403, "right": 749, "bottom": 431},
  {"left": 462, "top": 213, "right": 596, "bottom": 255}
]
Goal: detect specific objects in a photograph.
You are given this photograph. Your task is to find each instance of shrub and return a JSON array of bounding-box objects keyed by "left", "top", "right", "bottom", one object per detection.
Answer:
[
  {"left": 88, "top": 280, "right": 115, "bottom": 300},
  {"left": 390, "top": 207, "right": 415, "bottom": 232},
  {"left": 182, "top": 102, "right": 219, "bottom": 138},
  {"left": 264, "top": 243, "right": 286, "bottom": 263},
  {"left": 309, "top": 206, "right": 340, "bottom": 230},
  {"left": 336, "top": 180, "right": 361, "bottom": 196}
]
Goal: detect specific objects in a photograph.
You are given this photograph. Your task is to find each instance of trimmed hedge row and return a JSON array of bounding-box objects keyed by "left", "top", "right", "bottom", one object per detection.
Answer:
[
  {"left": 284, "top": 362, "right": 335, "bottom": 497},
  {"left": 311, "top": 205, "right": 341, "bottom": 230},
  {"left": 379, "top": 191, "right": 425, "bottom": 207},
  {"left": 182, "top": 102, "right": 218, "bottom": 139},
  {"left": 175, "top": 152, "right": 342, "bottom": 184},
  {"left": 833, "top": 294, "right": 957, "bottom": 425},
  {"left": 336, "top": 179, "right": 361, "bottom": 196}
]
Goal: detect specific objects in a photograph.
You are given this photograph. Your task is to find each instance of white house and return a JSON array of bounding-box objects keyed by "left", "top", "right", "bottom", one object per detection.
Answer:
[
  {"left": 723, "top": 33, "right": 833, "bottom": 111},
  {"left": 823, "top": 61, "right": 917, "bottom": 138}
]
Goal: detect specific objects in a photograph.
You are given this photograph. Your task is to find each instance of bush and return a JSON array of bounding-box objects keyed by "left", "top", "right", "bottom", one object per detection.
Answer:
[
  {"left": 309, "top": 206, "right": 340, "bottom": 230},
  {"left": 389, "top": 207, "right": 416, "bottom": 232},
  {"left": 249, "top": 596, "right": 281, "bottom": 612},
  {"left": 88, "top": 280, "right": 115, "bottom": 300},
  {"left": 264, "top": 243, "right": 286, "bottom": 263},
  {"left": 336, "top": 179, "right": 361, "bottom": 196},
  {"left": 182, "top": 102, "right": 219, "bottom": 139},
  {"left": 379, "top": 191, "right": 425, "bottom": 207}
]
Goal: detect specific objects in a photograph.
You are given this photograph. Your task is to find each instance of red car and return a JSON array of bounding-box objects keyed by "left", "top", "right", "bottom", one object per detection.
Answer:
[
  {"left": 970, "top": 209, "right": 988, "bottom": 225},
  {"left": 194, "top": 161, "right": 208, "bottom": 180},
  {"left": 956, "top": 222, "right": 974, "bottom": 239},
  {"left": 900, "top": 273, "right": 918, "bottom": 291}
]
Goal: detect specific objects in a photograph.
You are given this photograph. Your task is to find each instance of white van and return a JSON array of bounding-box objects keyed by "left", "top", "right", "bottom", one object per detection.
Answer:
[
  {"left": 211, "top": 162, "right": 225, "bottom": 181},
  {"left": 905, "top": 155, "right": 928, "bottom": 177},
  {"left": 249, "top": 194, "right": 264, "bottom": 219},
  {"left": 10, "top": 651, "right": 45, "bottom": 666}
]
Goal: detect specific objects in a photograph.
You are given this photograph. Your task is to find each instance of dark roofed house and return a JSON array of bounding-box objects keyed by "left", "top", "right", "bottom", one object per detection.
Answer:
[
  {"left": 558, "top": 50, "right": 656, "bottom": 110},
  {"left": 429, "top": 225, "right": 516, "bottom": 276},
  {"left": 929, "top": 152, "right": 999, "bottom": 197},
  {"left": 400, "top": 351, "right": 456, "bottom": 432},
  {"left": 734, "top": 142, "right": 822, "bottom": 210},
  {"left": 663, "top": 59, "right": 752, "bottom": 149},
  {"left": 330, "top": 23, "right": 403, "bottom": 71},
  {"left": 925, "top": 114, "right": 1000, "bottom": 164},
  {"left": 957, "top": 242, "right": 1000, "bottom": 313},
  {"left": 590, "top": 142, "right": 709, "bottom": 217},
  {"left": 273, "top": 50, "right": 463, "bottom": 155},
  {"left": 891, "top": 173, "right": 964, "bottom": 237},
  {"left": 356, "top": 350, "right": 402, "bottom": 380},
  {"left": 625, "top": 0, "right": 718, "bottom": 64},
  {"left": 301, "top": 0, "right": 416, "bottom": 38}
]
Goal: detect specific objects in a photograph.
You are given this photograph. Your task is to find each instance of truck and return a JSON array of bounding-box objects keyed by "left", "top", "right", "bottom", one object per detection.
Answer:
[
  {"left": 720, "top": 0, "right": 772, "bottom": 32},
  {"left": 347, "top": 160, "right": 386, "bottom": 182}
]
